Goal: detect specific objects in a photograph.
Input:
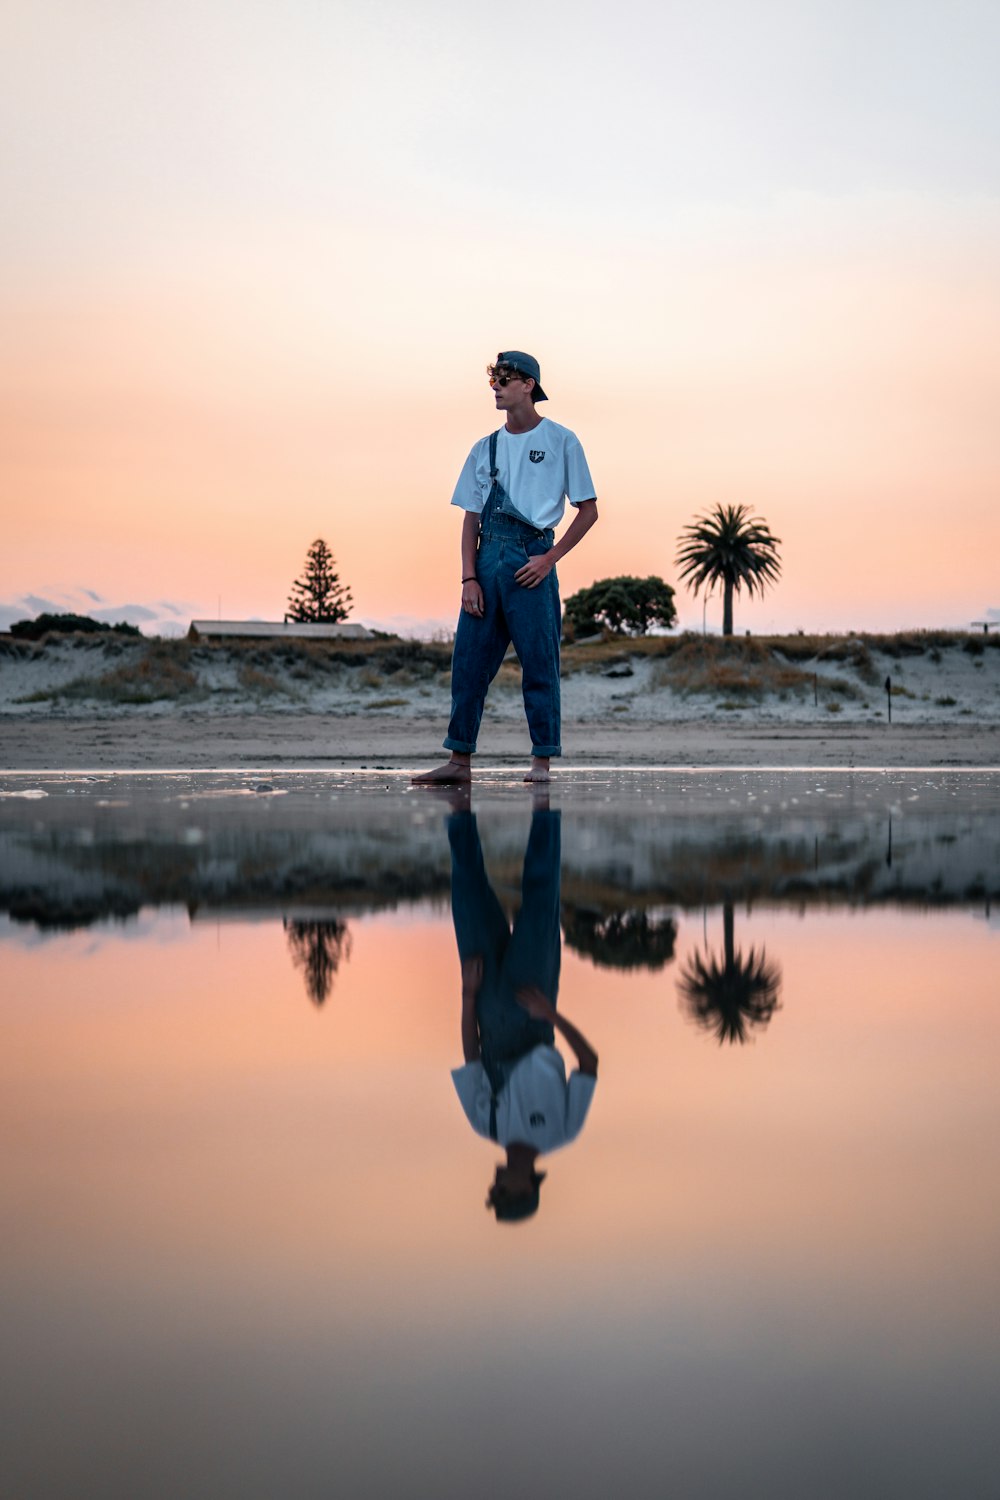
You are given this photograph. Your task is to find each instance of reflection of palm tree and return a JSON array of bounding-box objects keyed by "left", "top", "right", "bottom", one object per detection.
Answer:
[
  {"left": 678, "top": 904, "right": 781, "bottom": 1044},
  {"left": 284, "top": 918, "right": 352, "bottom": 1006},
  {"left": 562, "top": 907, "right": 677, "bottom": 972},
  {"left": 675, "top": 503, "right": 781, "bottom": 636}
]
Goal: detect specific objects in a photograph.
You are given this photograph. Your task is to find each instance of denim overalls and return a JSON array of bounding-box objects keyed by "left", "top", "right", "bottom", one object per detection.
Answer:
[
  {"left": 444, "top": 429, "right": 562, "bottom": 760},
  {"left": 448, "top": 808, "right": 561, "bottom": 1136}
]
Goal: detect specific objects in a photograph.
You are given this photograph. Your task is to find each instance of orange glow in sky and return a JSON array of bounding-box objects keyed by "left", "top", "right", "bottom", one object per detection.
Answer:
[{"left": 3, "top": 3, "right": 999, "bottom": 637}]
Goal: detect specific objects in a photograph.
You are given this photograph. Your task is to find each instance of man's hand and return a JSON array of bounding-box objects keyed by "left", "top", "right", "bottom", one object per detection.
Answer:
[
  {"left": 461, "top": 580, "right": 484, "bottom": 616},
  {"left": 514, "top": 553, "right": 554, "bottom": 590},
  {"left": 519, "top": 990, "right": 599, "bottom": 1077},
  {"left": 516, "top": 985, "right": 556, "bottom": 1022}
]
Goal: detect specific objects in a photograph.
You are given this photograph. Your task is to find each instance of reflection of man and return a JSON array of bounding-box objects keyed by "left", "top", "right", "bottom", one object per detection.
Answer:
[{"left": 448, "top": 801, "right": 598, "bottom": 1222}]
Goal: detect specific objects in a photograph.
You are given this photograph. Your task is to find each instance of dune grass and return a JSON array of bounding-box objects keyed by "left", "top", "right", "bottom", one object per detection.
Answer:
[
  {"left": 562, "top": 628, "right": 996, "bottom": 700},
  {"left": 22, "top": 642, "right": 200, "bottom": 704},
  {"left": 7, "top": 626, "right": 995, "bottom": 709},
  {"left": 13, "top": 633, "right": 454, "bottom": 706}
]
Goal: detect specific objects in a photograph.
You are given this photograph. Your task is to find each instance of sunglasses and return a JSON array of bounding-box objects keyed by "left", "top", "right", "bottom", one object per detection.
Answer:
[{"left": 488, "top": 370, "right": 525, "bottom": 388}]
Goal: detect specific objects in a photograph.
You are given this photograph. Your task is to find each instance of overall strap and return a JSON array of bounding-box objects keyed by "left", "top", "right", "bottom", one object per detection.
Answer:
[
  {"left": 483, "top": 1054, "right": 509, "bottom": 1141},
  {"left": 482, "top": 427, "right": 550, "bottom": 540},
  {"left": 481, "top": 427, "right": 504, "bottom": 525}
]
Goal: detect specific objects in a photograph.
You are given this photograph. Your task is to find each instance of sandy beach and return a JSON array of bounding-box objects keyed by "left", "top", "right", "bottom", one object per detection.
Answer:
[
  {"left": 1, "top": 631, "right": 998, "bottom": 770},
  {"left": 3, "top": 711, "right": 999, "bottom": 771}
]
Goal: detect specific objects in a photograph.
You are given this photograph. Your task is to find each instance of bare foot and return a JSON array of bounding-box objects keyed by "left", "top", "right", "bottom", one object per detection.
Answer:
[
  {"left": 412, "top": 758, "right": 472, "bottom": 785},
  {"left": 523, "top": 757, "right": 551, "bottom": 783}
]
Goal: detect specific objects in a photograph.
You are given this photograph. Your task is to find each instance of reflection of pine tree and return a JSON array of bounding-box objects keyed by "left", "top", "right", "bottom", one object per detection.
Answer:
[
  {"left": 562, "top": 907, "right": 677, "bottom": 971},
  {"left": 678, "top": 903, "right": 781, "bottom": 1044},
  {"left": 284, "top": 918, "right": 352, "bottom": 1006}
]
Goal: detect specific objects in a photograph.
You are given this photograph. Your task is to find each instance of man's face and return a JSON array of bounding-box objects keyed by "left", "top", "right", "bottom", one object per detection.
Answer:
[
  {"left": 492, "top": 1160, "right": 535, "bottom": 1195},
  {"left": 487, "top": 1162, "right": 542, "bottom": 1220},
  {"left": 490, "top": 367, "right": 533, "bottom": 411}
]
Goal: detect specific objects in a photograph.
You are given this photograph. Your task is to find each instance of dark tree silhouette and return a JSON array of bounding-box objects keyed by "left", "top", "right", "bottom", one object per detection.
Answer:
[
  {"left": 678, "top": 903, "right": 781, "bottom": 1044},
  {"left": 563, "top": 576, "right": 677, "bottom": 638},
  {"left": 10, "top": 612, "right": 140, "bottom": 640},
  {"left": 675, "top": 504, "right": 781, "bottom": 636},
  {"left": 562, "top": 907, "right": 677, "bottom": 971},
  {"left": 286, "top": 539, "right": 354, "bottom": 623},
  {"left": 284, "top": 918, "right": 352, "bottom": 1005}
]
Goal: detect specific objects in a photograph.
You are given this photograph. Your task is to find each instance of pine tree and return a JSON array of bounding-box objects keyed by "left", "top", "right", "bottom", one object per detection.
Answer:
[{"left": 286, "top": 539, "right": 354, "bottom": 623}]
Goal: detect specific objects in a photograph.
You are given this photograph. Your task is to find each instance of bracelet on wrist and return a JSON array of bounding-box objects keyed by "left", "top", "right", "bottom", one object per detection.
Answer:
[{"left": 462, "top": 576, "right": 477, "bottom": 584}]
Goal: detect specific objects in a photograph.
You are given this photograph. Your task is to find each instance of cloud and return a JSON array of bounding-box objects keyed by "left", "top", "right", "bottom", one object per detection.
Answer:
[
  {"left": 21, "top": 593, "right": 63, "bottom": 615},
  {"left": 1, "top": 589, "right": 196, "bottom": 637},
  {"left": 91, "top": 604, "right": 158, "bottom": 624},
  {"left": 0, "top": 603, "right": 29, "bottom": 632},
  {"left": 359, "top": 613, "right": 453, "bottom": 641}
]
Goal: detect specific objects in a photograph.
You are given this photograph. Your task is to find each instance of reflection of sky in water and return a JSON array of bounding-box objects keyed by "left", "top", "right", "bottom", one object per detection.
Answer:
[{"left": 2, "top": 774, "right": 999, "bottom": 1498}]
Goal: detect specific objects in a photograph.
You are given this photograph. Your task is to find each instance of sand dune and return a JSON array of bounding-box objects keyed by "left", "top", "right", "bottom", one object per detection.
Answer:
[{"left": 1, "top": 630, "right": 998, "bottom": 769}]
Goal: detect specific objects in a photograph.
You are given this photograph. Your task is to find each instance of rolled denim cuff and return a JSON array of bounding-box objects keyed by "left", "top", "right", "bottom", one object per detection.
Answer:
[{"left": 444, "top": 735, "right": 477, "bottom": 754}]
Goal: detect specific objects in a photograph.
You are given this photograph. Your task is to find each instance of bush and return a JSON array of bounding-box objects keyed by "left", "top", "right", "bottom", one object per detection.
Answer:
[
  {"left": 564, "top": 576, "right": 677, "bottom": 639},
  {"left": 9, "top": 612, "right": 141, "bottom": 641}
]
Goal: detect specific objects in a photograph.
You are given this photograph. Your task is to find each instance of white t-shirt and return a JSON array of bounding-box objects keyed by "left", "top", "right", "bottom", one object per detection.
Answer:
[
  {"left": 450, "top": 418, "right": 597, "bottom": 533},
  {"left": 451, "top": 1046, "right": 597, "bottom": 1153}
]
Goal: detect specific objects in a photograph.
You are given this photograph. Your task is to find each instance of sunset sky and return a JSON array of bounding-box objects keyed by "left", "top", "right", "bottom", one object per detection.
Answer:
[{"left": 3, "top": 0, "right": 999, "bottom": 637}]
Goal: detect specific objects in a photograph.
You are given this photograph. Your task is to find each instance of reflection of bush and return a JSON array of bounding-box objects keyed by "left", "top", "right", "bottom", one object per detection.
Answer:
[
  {"left": 562, "top": 906, "right": 677, "bottom": 972},
  {"left": 7, "top": 894, "right": 142, "bottom": 930},
  {"left": 284, "top": 918, "right": 352, "bottom": 1005},
  {"left": 677, "top": 904, "right": 781, "bottom": 1045}
]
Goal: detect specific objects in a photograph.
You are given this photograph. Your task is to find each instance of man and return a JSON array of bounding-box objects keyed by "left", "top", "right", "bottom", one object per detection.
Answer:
[
  {"left": 413, "top": 351, "right": 598, "bottom": 784},
  {"left": 446, "top": 793, "right": 599, "bottom": 1223}
]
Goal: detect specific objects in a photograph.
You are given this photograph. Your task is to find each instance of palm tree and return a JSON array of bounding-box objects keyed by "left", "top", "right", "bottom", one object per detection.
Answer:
[
  {"left": 677, "top": 903, "right": 781, "bottom": 1045},
  {"left": 676, "top": 504, "right": 781, "bottom": 636}
]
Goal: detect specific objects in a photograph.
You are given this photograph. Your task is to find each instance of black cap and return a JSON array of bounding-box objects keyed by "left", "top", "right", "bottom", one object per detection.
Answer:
[{"left": 496, "top": 351, "right": 547, "bottom": 401}]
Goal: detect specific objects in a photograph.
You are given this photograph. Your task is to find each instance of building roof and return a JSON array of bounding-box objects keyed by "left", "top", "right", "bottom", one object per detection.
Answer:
[{"left": 188, "top": 620, "right": 373, "bottom": 640}]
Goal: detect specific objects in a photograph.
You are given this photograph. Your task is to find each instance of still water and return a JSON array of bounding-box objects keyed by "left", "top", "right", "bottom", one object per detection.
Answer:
[{"left": 2, "top": 769, "right": 998, "bottom": 1500}]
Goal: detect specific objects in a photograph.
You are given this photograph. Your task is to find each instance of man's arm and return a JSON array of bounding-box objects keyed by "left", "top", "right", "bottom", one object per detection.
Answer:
[
  {"left": 461, "top": 955, "right": 482, "bottom": 1063},
  {"left": 460, "top": 511, "right": 484, "bottom": 616},
  {"left": 516, "top": 986, "right": 599, "bottom": 1077},
  {"left": 515, "top": 499, "right": 598, "bottom": 589},
  {"left": 551, "top": 1010, "right": 598, "bottom": 1077}
]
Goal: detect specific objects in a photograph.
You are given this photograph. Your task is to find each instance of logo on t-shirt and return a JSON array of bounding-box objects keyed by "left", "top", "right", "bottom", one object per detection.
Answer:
[
  {"left": 529, "top": 1111, "right": 546, "bottom": 1127},
  {"left": 529, "top": 450, "right": 545, "bottom": 463}
]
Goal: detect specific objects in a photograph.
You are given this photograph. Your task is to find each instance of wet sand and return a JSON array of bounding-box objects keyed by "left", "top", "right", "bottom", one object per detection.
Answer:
[{"left": 1, "top": 711, "right": 998, "bottom": 770}]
